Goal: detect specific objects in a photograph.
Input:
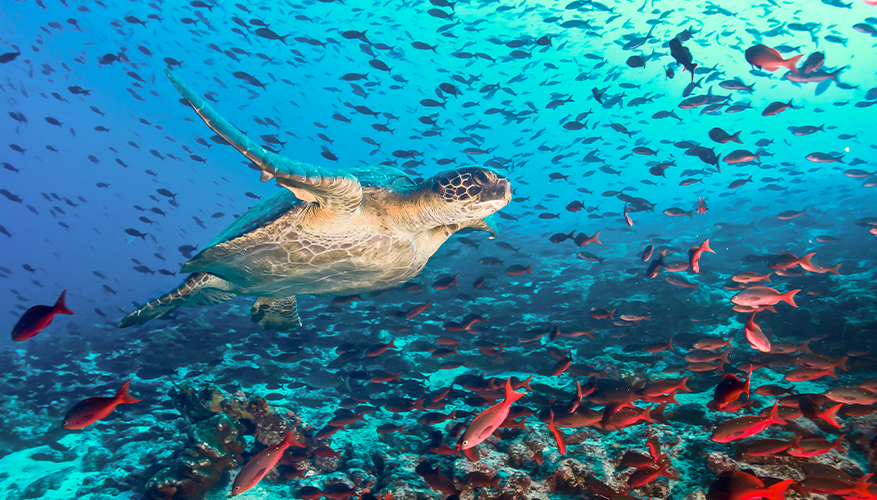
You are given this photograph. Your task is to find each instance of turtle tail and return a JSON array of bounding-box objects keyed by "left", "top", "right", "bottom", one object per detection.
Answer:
[{"left": 119, "top": 273, "right": 238, "bottom": 328}]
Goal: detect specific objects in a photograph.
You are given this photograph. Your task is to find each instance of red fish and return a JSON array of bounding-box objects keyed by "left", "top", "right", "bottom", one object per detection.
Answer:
[
  {"left": 712, "top": 367, "right": 751, "bottom": 409},
  {"left": 460, "top": 378, "right": 526, "bottom": 449},
  {"left": 744, "top": 44, "right": 802, "bottom": 74},
  {"left": 710, "top": 402, "right": 785, "bottom": 442},
  {"left": 12, "top": 289, "right": 74, "bottom": 341},
  {"left": 548, "top": 407, "right": 566, "bottom": 455},
  {"left": 231, "top": 431, "right": 305, "bottom": 496},
  {"left": 365, "top": 338, "right": 396, "bottom": 357},
  {"left": 731, "top": 287, "right": 799, "bottom": 308},
  {"left": 744, "top": 311, "right": 771, "bottom": 353},
  {"left": 405, "top": 301, "right": 432, "bottom": 319},
  {"left": 688, "top": 239, "right": 714, "bottom": 274},
  {"left": 63, "top": 379, "right": 142, "bottom": 430},
  {"left": 708, "top": 471, "right": 794, "bottom": 500}
]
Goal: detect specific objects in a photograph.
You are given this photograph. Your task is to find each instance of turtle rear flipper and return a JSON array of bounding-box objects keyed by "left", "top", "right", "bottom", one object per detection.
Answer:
[
  {"left": 119, "top": 273, "right": 238, "bottom": 328},
  {"left": 251, "top": 296, "right": 302, "bottom": 331},
  {"left": 165, "top": 70, "right": 363, "bottom": 215}
]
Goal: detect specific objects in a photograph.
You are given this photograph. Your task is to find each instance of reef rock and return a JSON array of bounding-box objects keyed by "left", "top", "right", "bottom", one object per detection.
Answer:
[{"left": 144, "top": 413, "right": 246, "bottom": 500}]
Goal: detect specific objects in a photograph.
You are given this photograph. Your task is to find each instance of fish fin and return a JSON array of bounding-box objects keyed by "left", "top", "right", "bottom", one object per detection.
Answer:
[
  {"left": 251, "top": 295, "right": 302, "bottom": 331},
  {"left": 763, "top": 479, "right": 794, "bottom": 500},
  {"left": 54, "top": 289, "right": 74, "bottom": 315},
  {"left": 504, "top": 378, "right": 526, "bottom": 404},
  {"left": 702, "top": 239, "right": 714, "bottom": 254},
  {"left": 785, "top": 54, "right": 804, "bottom": 75},
  {"left": 819, "top": 403, "right": 843, "bottom": 428},
  {"left": 780, "top": 289, "right": 800, "bottom": 308},
  {"left": 834, "top": 434, "right": 846, "bottom": 453},
  {"left": 282, "top": 431, "right": 306, "bottom": 448},
  {"left": 115, "top": 379, "right": 142, "bottom": 404},
  {"left": 744, "top": 366, "right": 752, "bottom": 398}
]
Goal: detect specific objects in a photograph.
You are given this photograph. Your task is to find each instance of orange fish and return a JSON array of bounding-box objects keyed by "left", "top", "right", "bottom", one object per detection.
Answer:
[
  {"left": 688, "top": 239, "right": 714, "bottom": 274},
  {"left": 548, "top": 407, "right": 566, "bottom": 455},
  {"left": 744, "top": 311, "right": 771, "bottom": 352},
  {"left": 460, "top": 378, "right": 525, "bottom": 449},
  {"left": 744, "top": 44, "right": 803, "bottom": 74},
  {"left": 63, "top": 379, "right": 141, "bottom": 430},
  {"left": 12, "top": 289, "right": 74, "bottom": 341},
  {"left": 710, "top": 402, "right": 785, "bottom": 442},
  {"left": 231, "top": 431, "right": 305, "bottom": 495},
  {"left": 793, "top": 473, "right": 872, "bottom": 496},
  {"left": 731, "top": 271, "right": 772, "bottom": 283},
  {"left": 731, "top": 286, "right": 799, "bottom": 308},
  {"left": 712, "top": 367, "right": 751, "bottom": 409},
  {"left": 365, "top": 338, "right": 397, "bottom": 357},
  {"left": 405, "top": 301, "right": 432, "bottom": 319},
  {"left": 708, "top": 470, "right": 794, "bottom": 500}
]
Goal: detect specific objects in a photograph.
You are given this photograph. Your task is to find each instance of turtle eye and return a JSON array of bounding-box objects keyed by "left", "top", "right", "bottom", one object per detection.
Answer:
[{"left": 474, "top": 170, "right": 489, "bottom": 184}]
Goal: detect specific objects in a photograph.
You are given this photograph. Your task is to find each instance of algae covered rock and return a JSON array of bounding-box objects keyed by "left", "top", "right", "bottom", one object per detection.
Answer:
[
  {"left": 144, "top": 412, "right": 246, "bottom": 500},
  {"left": 21, "top": 467, "right": 73, "bottom": 499}
]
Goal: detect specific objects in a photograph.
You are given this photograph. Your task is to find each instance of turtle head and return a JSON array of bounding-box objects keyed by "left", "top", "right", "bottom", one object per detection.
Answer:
[{"left": 429, "top": 167, "right": 511, "bottom": 221}]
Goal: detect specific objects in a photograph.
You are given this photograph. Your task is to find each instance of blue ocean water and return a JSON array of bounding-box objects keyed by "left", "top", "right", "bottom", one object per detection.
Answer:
[{"left": 2, "top": 0, "right": 877, "bottom": 498}]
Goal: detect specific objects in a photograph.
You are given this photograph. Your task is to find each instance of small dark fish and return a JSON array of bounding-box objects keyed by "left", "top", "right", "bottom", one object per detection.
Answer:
[
  {"left": 125, "top": 228, "right": 148, "bottom": 240},
  {"left": 669, "top": 37, "right": 697, "bottom": 82},
  {"left": 626, "top": 55, "right": 645, "bottom": 68},
  {"left": 0, "top": 50, "right": 21, "bottom": 64}
]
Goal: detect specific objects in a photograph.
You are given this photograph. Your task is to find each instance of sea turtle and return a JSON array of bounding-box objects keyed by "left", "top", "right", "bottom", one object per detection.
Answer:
[{"left": 118, "top": 70, "right": 511, "bottom": 331}]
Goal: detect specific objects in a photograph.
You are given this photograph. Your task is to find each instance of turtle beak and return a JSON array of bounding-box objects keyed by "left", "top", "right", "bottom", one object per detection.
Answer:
[{"left": 493, "top": 176, "right": 511, "bottom": 205}]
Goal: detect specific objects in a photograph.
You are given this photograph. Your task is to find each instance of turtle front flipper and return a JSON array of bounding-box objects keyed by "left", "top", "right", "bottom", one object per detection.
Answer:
[
  {"left": 250, "top": 296, "right": 302, "bottom": 331},
  {"left": 119, "top": 273, "right": 239, "bottom": 328},
  {"left": 164, "top": 70, "right": 363, "bottom": 216}
]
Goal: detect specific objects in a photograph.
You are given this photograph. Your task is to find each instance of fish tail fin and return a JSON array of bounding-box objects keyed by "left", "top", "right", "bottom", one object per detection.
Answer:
[
  {"left": 650, "top": 402, "right": 669, "bottom": 424},
  {"left": 798, "top": 252, "right": 816, "bottom": 270},
  {"left": 116, "top": 379, "right": 142, "bottom": 404},
  {"left": 679, "top": 375, "right": 691, "bottom": 393},
  {"left": 282, "top": 430, "right": 306, "bottom": 448},
  {"left": 764, "top": 272, "right": 772, "bottom": 282},
  {"left": 504, "top": 377, "right": 526, "bottom": 404},
  {"left": 836, "top": 355, "right": 849, "bottom": 372},
  {"left": 54, "top": 289, "right": 74, "bottom": 315},
  {"left": 732, "top": 131, "right": 743, "bottom": 144},
  {"left": 829, "top": 262, "right": 842, "bottom": 276},
  {"left": 801, "top": 339, "right": 813, "bottom": 353},
  {"left": 769, "top": 402, "right": 786, "bottom": 425},
  {"left": 785, "top": 54, "right": 804, "bottom": 75},
  {"left": 833, "top": 434, "right": 846, "bottom": 453},
  {"left": 593, "top": 231, "right": 602, "bottom": 245},
  {"left": 764, "top": 479, "right": 794, "bottom": 500},
  {"left": 781, "top": 289, "right": 800, "bottom": 308},
  {"left": 744, "top": 366, "right": 752, "bottom": 398},
  {"left": 702, "top": 239, "right": 714, "bottom": 254},
  {"left": 819, "top": 403, "right": 843, "bottom": 428}
]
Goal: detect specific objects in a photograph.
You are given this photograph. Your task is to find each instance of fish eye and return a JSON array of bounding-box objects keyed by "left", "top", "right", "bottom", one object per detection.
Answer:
[{"left": 462, "top": 440, "right": 469, "bottom": 446}]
